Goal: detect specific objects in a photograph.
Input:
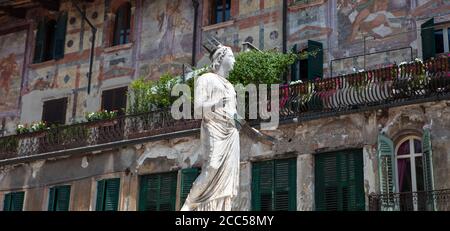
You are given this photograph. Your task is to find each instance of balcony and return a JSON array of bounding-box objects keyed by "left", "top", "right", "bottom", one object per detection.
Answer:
[
  {"left": 0, "top": 56, "right": 448, "bottom": 164},
  {"left": 368, "top": 189, "right": 450, "bottom": 211}
]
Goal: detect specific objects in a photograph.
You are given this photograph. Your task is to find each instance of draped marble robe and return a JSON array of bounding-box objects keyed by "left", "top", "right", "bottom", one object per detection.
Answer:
[{"left": 180, "top": 72, "right": 240, "bottom": 211}]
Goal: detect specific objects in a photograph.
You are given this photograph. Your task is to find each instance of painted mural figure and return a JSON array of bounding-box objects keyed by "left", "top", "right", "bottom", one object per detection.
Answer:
[
  {"left": 0, "top": 53, "right": 19, "bottom": 98},
  {"left": 157, "top": 0, "right": 190, "bottom": 62},
  {"left": 181, "top": 41, "right": 240, "bottom": 211}
]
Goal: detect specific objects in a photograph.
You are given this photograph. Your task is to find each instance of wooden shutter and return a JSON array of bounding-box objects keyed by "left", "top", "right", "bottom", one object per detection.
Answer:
[
  {"left": 180, "top": 168, "right": 200, "bottom": 207},
  {"left": 307, "top": 40, "right": 323, "bottom": 80},
  {"left": 291, "top": 44, "right": 300, "bottom": 82},
  {"left": 49, "top": 186, "right": 71, "bottom": 211},
  {"left": 53, "top": 12, "right": 68, "bottom": 60},
  {"left": 421, "top": 18, "right": 436, "bottom": 61},
  {"left": 378, "top": 134, "right": 396, "bottom": 195},
  {"left": 422, "top": 129, "right": 434, "bottom": 192},
  {"left": 48, "top": 187, "right": 56, "bottom": 211},
  {"left": 96, "top": 180, "right": 106, "bottom": 211},
  {"left": 33, "top": 19, "right": 47, "bottom": 63},
  {"left": 55, "top": 186, "right": 71, "bottom": 211},
  {"left": 315, "top": 151, "right": 365, "bottom": 211},
  {"left": 42, "top": 98, "right": 68, "bottom": 126},
  {"left": 274, "top": 159, "right": 297, "bottom": 211},
  {"left": 3, "top": 193, "right": 12, "bottom": 211},
  {"left": 102, "top": 87, "right": 128, "bottom": 115},
  {"left": 252, "top": 161, "right": 274, "bottom": 211},
  {"left": 139, "top": 173, "right": 177, "bottom": 211},
  {"left": 104, "top": 178, "right": 120, "bottom": 211}
]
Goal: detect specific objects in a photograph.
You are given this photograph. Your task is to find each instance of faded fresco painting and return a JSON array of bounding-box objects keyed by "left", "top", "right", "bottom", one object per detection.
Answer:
[
  {"left": 338, "top": 0, "right": 412, "bottom": 44},
  {"left": 140, "top": 0, "right": 193, "bottom": 63},
  {"left": 0, "top": 30, "right": 26, "bottom": 113}
]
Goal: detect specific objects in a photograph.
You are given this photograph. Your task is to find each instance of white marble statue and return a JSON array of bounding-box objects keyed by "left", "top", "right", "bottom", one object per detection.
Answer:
[{"left": 180, "top": 44, "right": 240, "bottom": 211}]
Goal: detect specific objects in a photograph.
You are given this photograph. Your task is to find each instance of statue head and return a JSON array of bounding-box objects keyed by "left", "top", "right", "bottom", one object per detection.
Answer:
[
  {"left": 210, "top": 45, "right": 235, "bottom": 78},
  {"left": 202, "top": 37, "right": 235, "bottom": 78}
]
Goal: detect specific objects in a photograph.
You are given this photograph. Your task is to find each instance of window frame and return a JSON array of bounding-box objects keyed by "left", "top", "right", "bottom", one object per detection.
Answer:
[
  {"left": 394, "top": 136, "right": 424, "bottom": 194},
  {"left": 112, "top": 2, "right": 132, "bottom": 47},
  {"left": 101, "top": 87, "right": 128, "bottom": 115},
  {"left": 211, "top": 0, "right": 232, "bottom": 25},
  {"left": 42, "top": 97, "right": 68, "bottom": 126},
  {"left": 48, "top": 185, "right": 72, "bottom": 211},
  {"left": 433, "top": 23, "right": 450, "bottom": 54}
]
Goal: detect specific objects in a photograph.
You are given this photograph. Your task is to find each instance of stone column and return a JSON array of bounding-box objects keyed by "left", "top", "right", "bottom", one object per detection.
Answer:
[{"left": 297, "top": 154, "right": 314, "bottom": 211}]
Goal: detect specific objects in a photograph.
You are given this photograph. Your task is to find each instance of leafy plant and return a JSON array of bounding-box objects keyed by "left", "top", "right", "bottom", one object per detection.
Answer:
[
  {"left": 85, "top": 110, "right": 118, "bottom": 122},
  {"left": 16, "top": 121, "right": 49, "bottom": 134},
  {"left": 127, "top": 73, "right": 179, "bottom": 114},
  {"left": 228, "top": 50, "right": 296, "bottom": 85}
]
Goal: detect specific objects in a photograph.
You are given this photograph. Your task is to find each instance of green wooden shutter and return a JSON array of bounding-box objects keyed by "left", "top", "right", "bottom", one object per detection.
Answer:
[
  {"left": 3, "top": 193, "right": 12, "bottom": 211},
  {"left": 33, "top": 19, "right": 47, "bottom": 63},
  {"left": 180, "top": 168, "right": 200, "bottom": 207},
  {"left": 291, "top": 44, "right": 299, "bottom": 82},
  {"left": 48, "top": 188, "right": 56, "bottom": 211},
  {"left": 274, "top": 159, "right": 297, "bottom": 211},
  {"left": 53, "top": 12, "right": 68, "bottom": 60},
  {"left": 378, "top": 135, "right": 396, "bottom": 195},
  {"left": 252, "top": 161, "right": 274, "bottom": 211},
  {"left": 422, "top": 128, "right": 435, "bottom": 211},
  {"left": 104, "top": 178, "right": 120, "bottom": 211},
  {"left": 139, "top": 173, "right": 177, "bottom": 211},
  {"left": 307, "top": 40, "right": 323, "bottom": 80},
  {"left": 55, "top": 186, "right": 71, "bottom": 211},
  {"left": 421, "top": 18, "right": 436, "bottom": 61},
  {"left": 315, "top": 151, "right": 364, "bottom": 211},
  {"left": 96, "top": 180, "right": 106, "bottom": 211}
]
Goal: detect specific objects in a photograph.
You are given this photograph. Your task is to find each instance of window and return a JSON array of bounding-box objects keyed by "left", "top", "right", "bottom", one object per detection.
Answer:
[
  {"left": 180, "top": 168, "right": 200, "bottom": 207},
  {"left": 101, "top": 87, "right": 128, "bottom": 115},
  {"left": 139, "top": 172, "right": 177, "bottom": 211},
  {"left": 42, "top": 98, "right": 68, "bottom": 126},
  {"left": 251, "top": 158, "right": 297, "bottom": 211},
  {"left": 48, "top": 185, "right": 71, "bottom": 211},
  {"left": 291, "top": 40, "right": 323, "bottom": 82},
  {"left": 112, "top": 3, "right": 131, "bottom": 46},
  {"left": 315, "top": 150, "right": 365, "bottom": 211},
  {"left": 34, "top": 13, "right": 68, "bottom": 63},
  {"left": 421, "top": 19, "right": 450, "bottom": 60},
  {"left": 377, "top": 130, "right": 434, "bottom": 211},
  {"left": 96, "top": 178, "right": 121, "bottom": 211},
  {"left": 211, "top": 0, "right": 231, "bottom": 24},
  {"left": 3, "top": 192, "right": 25, "bottom": 211}
]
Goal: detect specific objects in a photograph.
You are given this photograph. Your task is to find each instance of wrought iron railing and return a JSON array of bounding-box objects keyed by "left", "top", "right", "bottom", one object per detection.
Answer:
[
  {"left": 0, "top": 57, "right": 448, "bottom": 161},
  {"left": 368, "top": 189, "right": 450, "bottom": 211}
]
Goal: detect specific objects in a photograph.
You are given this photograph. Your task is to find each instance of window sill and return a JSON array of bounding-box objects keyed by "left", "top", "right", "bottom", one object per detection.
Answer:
[
  {"left": 288, "top": 0, "right": 325, "bottom": 11},
  {"left": 202, "top": 20, "right": 235, "bottom": 32},
  {"left": 29, "top": 59, "right": 57, "bottom": 69},
  {"left": 104, "top": 43, "right": 133, "bottom": 54}
]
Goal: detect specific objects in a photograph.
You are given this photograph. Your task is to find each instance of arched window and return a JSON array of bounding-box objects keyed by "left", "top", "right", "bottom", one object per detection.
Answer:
[
  {"left": 395, "top": 136, "right": 424, "bottom": 193},
  {"left": 112, "top": 3, "right": 131, "bottom": 46}
]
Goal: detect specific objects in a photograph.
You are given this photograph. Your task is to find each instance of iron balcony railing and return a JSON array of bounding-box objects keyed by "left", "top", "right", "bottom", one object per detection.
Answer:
[
  {"left": 0, "top": 56, "right": 448, "bottom": 162},
  {"left": 368, "top": 189, "right": 450, "bottom": 211}
]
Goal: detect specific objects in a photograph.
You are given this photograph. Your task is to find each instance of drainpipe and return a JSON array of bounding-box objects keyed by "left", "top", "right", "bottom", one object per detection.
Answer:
[
  {"left": 192, "top": 0, "right": 199, "bottom": 67},
  {"left": 71, "top": 0, "right": 97, "bottom": 95},
  {"left": 282, "top": 0, "right": 288, "bottom": 82},
  {"left": 282, "top": 0, "right": 288, "bottom": 54}
]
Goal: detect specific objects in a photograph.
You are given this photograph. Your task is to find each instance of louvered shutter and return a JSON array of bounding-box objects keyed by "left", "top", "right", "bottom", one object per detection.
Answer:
[
  {"left": 55, "top": 186, "right": 71, "bottom": 211},
  {"left": 53, "top": 12, "right": 67, "bottom": 60},
  {"left": 422, "top": 129, "right": 435, "bottom": 210},
  {"left": 104, "top": 178, "right": 120, "bottom": 211},
  {"left": 3, "top": 193, "right": 12, "bottom": 211},
  {"left": 33, "top": 19, "right": 47, "bottom": 63},
  {"left": 48, "top": 187, "right": 56, "bottom": 211},
  {"left": 96, "top": 180, "right": 106, "bottom": 211},
  {"left": 377, "top": 134, "right": 397, "bottom": 211},
  {"left": 291, "top": 44, "right": 300, "bottom": 82},
  {"left": 421, "top": 18, "right": 436, "bottom": 61},
  {"left": 252, "top": 161, "right": 274, "bottom": 211},
  {"left": 274, "top": 159, "right": 297, "bottom": 211},
  {"left": 316, "top": 151, "right": 364, "bottom": 211},
  {"left": 180, "top": 168, "right": 200, "bottom": 207},
  {"left": 307, "top": 40, "right": 323, "bottom": 80},
  {"left": 159, "top": 173, "right": 177, "bottom": 211},
  {"left": 10, "top": 192, "right": 24, "bottom": 211}
]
